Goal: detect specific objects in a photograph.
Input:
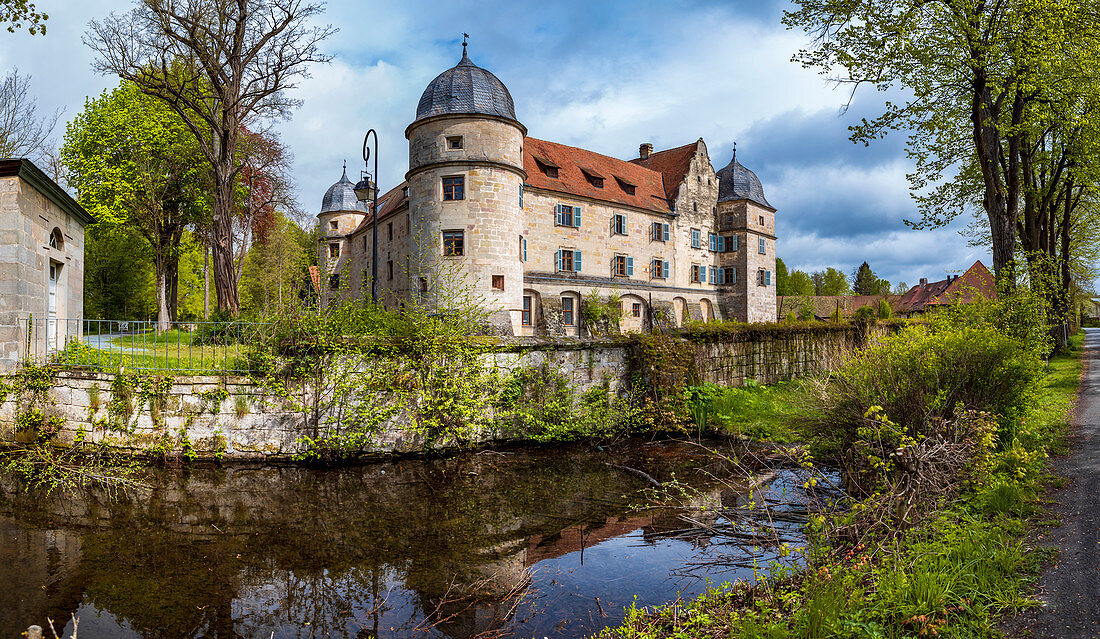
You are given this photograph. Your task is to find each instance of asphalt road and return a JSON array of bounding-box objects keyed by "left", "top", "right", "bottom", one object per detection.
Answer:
[{"left": 1008, "top": 328, "right": 1100, "bottom": 638}]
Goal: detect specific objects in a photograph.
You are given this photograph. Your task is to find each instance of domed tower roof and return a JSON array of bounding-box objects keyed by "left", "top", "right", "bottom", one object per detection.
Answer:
[
  {"left": 716, "top": 148, "right": 772, "bottom": 209},
  {"left": 320, "top": 165, "right": 368, "bottom": 214},
  {"left": 415, "top": 46, "right": 518, "bottom": 123}
]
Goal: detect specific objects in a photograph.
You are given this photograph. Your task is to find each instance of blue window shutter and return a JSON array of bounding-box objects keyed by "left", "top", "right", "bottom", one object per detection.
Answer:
[
  {"left": 663, "top": 224, "right": 670, "bottom": 241},
  {"left": 663, "top": 261, "right": 670, "bottom": 279},
  {"left": 627, "top": 256, "right": 634, "bottom": 276},
  {"left": 555, "top": 204, "right": 562, "bottom": 225},
  {"left": 766, "top": 270, "right": 772, "bottom": 285},
  {"left": 708, "top": 234, "right": 716, "bottom": 251},
  {"left": 522, "top": 237, "right": 527, "bottom": 262},
  {"left": 574, "top": 206, "right": 582, "bottom": 228},
  {"left": 732, "top": 267, "right": 737, "bottom": 283},
  {"left": 718, "top": 267, "right": 724, "bottom": 283},
  {"left": 574, "top": 250, "right": 582, "bottom": 272},
  {"left": 556, "top": 249, "right": 562, "bottom": 270},
  {"left": 732, "top": 235, "right": 738, "bottom": 251},
  {"left": 717, "top": 236, "right": 724, "bottom": 252}
]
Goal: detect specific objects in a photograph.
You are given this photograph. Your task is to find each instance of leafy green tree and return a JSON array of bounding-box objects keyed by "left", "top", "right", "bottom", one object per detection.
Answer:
[
  {"left": 788, "top": 270, "right": 816, "bottom": 296},
  {"left": 83, "top": 223, "right": 155, "bottom": 320},
  {"left": 813, "top": 268, "right": 850, "bottom": 296},
  {"left": 784, "top": 0, "right": 1100, "bottom": 290},
  {"left": 0, "top": 0, "right": 46, "bottom": 34},
  {"left": 239, "top": 213, "right": 311, "bottom": 317},
  {"left": 775, "top": 258, "right": 791, "bottom": 295},
  {"left": 893, "top": 281, "right": 910, "bottom": 295},
  {"left": 62, "top": 81, "right": 209, "bottom": 329}
]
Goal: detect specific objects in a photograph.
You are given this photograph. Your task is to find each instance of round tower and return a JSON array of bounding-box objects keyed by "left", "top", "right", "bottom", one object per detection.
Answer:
[
  {"left": 317, "top": 165, "right": 368, "bottom": 302},
  {"left": 715, "top": 148, "right": 777, "bottom": 323},
  {"left": 405, "top": 45, "right": 527, "bottom": 333}
]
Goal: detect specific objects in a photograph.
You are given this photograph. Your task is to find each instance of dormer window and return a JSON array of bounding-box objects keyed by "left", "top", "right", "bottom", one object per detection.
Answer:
[
  {"left": 329, "top": 220, "right": 338, "bottom": 230},
  {"left": 614, "top": 177, "right": 636, "bottom": 195},
  {"left": 446, "top": 136, "right": 463, "bottom": 150},
  {"left": 534, "top": 157, "right": 559, "bottom": 179},
  {"left": 582, "top": 168, "right": 604, "bottom": 189},
  {"left": 402, "top": 186, "right": 409, "bottom": 198}
]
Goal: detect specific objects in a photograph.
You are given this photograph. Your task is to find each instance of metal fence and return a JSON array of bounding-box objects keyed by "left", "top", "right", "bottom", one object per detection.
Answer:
[{"left": 7, "top": 317, "right": 277, "bottom": 374}]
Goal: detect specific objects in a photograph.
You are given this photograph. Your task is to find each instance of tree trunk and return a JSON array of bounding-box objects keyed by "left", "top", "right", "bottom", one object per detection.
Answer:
[
  {"left": 212, "top": 166, "right": 239, "bottom": 315},
  {"left": 203, "top": 242, "right": 210, "bottom": 320},
  {"left": 155, "top": 254, "right": 170, "bottom": 333},
  {"left": 165, "top": 255, "right": 179, "bottom": 324}
]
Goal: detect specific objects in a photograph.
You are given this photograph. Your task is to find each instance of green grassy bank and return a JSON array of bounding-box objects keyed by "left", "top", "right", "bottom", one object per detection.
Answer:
[{"left": 598, "top": 329, "right": 1084, "bottom": 639}]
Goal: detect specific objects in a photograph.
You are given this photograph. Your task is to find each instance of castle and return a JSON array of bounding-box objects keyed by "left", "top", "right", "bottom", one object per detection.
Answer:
[{"left": 317, "top": 45, "right": 777, "bottom": 335}]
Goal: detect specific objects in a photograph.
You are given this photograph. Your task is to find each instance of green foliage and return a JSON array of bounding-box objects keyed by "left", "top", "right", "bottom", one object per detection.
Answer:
[
  {"left": 775, "top": 258, "right": 791, "bottom": 296},
  {"left": 788, "top": 270, "right": 816, "bottom": 296},
  {"left": 877, "top": 298, "right": 893, "bottom": 319},
  {"left": 683, "top": 380, "right": 803, "bottom": 442},
  {"left": 851, "top": 304, "right": 876, "bottom": 323},
  {"left": 581, "top": 290, "right": 623, "bottom": 336},
  {"left": 852, "top": 261, "right": 879, "bottom": 296},
  {"left": 498, "top": 365, "right": 639, "bottom": 442},
  {"left": 812, "top": 267, "right": 850, "bottom": 296},
  {"left": 797, "top": 296, "right": 816, "bottom": 321},
  {"left": 0, "top": 0, "right": 47, "bottom": 34}
]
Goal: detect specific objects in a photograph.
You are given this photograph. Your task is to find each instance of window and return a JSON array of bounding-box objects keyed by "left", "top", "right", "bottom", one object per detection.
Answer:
[
  {"left": 652, "top": 259, "right": 670, "bottom": 279},
  {"left": 447, "top": 135, "right": 463, "bottom": 150},
  {"left": 329, "top": 274, "right": 339, "bottom": 289},
  {"left": 651, "top": 221, "right": 670, "bottom": 242},
  {"left": 522, "top": 296, "right": 532, "bottom": 326},
  {"left": 557, "top": 249, "right": 581, "bottom": 272},
  {"left": 387, "top": 260, "right": 394, "bottom": 280},
  {"left": 328, "top": 243, "right": 340, "bottom": 258},
  {"left": 615, "top": 176, "right": 636, "bottom": 195},
  {"left": 388, "top": 222, "right": 393, "bottom": 241},
  {"left": 492, "top": 275, "right": 505, "bottom": 290},
  {"left": 583, "top": 170, "right": 604, "bottom": 188},
  {"left": 443, "top": 230, "right": 464, "bottom": 256},
  {"left": 723, "top": 267, "right": 737, "bottom": 285},
  {"left": 758, "top": 269, "right": 772, "bottom": 286},
  {"left": 613, "top": 213, "right": 627, "bottom": 236},
  {"left": 330, "top": 220, "right": 338, "bottom": 230},
  {"left": 562, "top": 296, "right": 575, "bottom": 326},
  {"left": 723, "top": 235, "right": 738, "bottom": 252},
  {"left": 363, "top": 237, "right": 369, "bottom": 251},
  {"left": 556, "top": 204, "right": 581, "bottom": 228},
  {"left": 49, "top": 228, "right": 63, "bottom": 249},
  {"left": 708, "top": 233, "right": 719, "bottom": 252},
  {"left": 442, "top": 176, "right": 465, "bottom": 201},
  {"left": 708, "top": 267, "right": 720, "bottom": 285},
  {"left": 519, "top": 184, "right": 524, "bottom": 208},
  {"left": 691, "top": 228, "right": 701, "bottom": 249},
  {"left": 519, "top": 236, "right": 527, "bottom": 262},
  {"left": 759, "top": 215, "right": 765, "bottom": 226},
  {"left": 632, "top": 303, "right": 642, "bottom": 318},
  {"left": 419, "top": 277, "right": 428, "bottom": 293},
  {"left": 613, "top": 255, "right": 634, "bottom": 277},
  {"left": 691, "top": 264, "right": 704, "bottom": 283},
  {"left": 758, "top": 238, "right": 766, "bottom": 254},
  {"left": 402, "top": 186, "right": 409, "bottom": 198},
  {"left": 535, "top": 157, "right": 559, "bottom": 179}
]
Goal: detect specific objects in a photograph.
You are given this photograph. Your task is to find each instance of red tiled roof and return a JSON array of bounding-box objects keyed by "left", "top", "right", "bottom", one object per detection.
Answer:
[
  {"left": 523, "top": 137, "right": 673, "bottom": 213},
  {"left": 896, "top": 260, "right": 996, "bottom": 312},
  {"left": 630, "top": 142, "right": 697, "bottom": 203},
  {"left": 350, "top": 181, "right": 409, "bottom": 235}
]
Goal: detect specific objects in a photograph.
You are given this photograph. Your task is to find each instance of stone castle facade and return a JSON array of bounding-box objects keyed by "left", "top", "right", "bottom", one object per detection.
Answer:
[{"left": 317, "top": 47, "right": 777, "bottom": 335}]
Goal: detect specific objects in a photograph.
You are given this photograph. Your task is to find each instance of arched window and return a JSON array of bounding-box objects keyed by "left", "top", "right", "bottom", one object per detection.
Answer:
[{"left": 49, "top": 228, "right": 63, "bottom": 250}]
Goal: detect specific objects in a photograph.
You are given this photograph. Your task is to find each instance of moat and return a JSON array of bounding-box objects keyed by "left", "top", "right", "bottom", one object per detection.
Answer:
[{"left": 0, "top": 440, "right": 825, "bottom": 638}]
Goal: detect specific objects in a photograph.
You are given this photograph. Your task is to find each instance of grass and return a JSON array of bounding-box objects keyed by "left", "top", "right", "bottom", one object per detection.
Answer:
[
  {"left": 597, "top": 331, "right": 1084, "bottom": 639},
  {"left": 688, "top": 380, "right": 805, "bottom": 443},
  {"left": 46, "top": 330, "right": 254, "bottom": 374}
]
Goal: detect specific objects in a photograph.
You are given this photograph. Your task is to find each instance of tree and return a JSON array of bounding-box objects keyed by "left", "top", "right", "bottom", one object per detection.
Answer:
[
  {"left": 784, "top": 0, "right": 1100, "bottom": 290},
  {"left": 233, "top": 128, "right": 296, "bottom": 288},
  {"left": 0, "top": 0, "right": 46, "bottom": 34},
  {"left": 788, "top": 270, "right": 816, "bottom": 296},
  {"left": 812, "top": 267, "right": 850, "bottom": 296},
  {"left": 239, "top": 213, "right": 309, "bottom": 316},
  {"left": 62, "top": 81, "right": 209, "bottom": 330},
  {"left": 0, "top": 68, "right": 58, "bottom": 162},
  {"left": 852, "top": 261, "right": 878, "bottom": 295},
  {"left": 775, "top": 258, "right": 791, "bottom": 295},
  {"left": 85, "top": 0, "right": 335, "bottom": 315},
  {"left": 893, "top": 281, "right": 910, "bottom": 295}
]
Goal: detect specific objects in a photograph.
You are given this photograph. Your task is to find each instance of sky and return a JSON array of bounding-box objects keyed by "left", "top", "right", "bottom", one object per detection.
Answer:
[{"left": 0, "top": 0, "right": 992, "bottom": 289}]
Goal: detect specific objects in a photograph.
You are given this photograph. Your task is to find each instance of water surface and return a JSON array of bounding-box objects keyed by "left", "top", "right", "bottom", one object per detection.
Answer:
[{"left": 0, "top": 440, "right": 817, "bottom": 638}]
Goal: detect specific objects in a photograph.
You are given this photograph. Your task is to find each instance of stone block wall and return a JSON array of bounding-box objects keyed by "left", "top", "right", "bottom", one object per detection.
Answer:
[{"left": 0, "top": 327, "right": 872, "bottom": 460}]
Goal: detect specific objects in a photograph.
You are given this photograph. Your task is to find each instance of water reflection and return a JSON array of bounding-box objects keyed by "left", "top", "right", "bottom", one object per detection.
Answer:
[{"left": 0, "top": 440, "right": 814, "bottom": 638}]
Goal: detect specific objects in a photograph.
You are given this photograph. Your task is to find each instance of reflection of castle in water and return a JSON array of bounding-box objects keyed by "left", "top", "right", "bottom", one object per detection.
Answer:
[{"left": 0, "top": 443, "right": 757, "bottom": 638}]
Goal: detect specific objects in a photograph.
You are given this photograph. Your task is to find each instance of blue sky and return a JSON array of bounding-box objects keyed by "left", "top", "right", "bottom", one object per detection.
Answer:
[{"left": 0, "top": 0, "right": 989, "bottom": 289}]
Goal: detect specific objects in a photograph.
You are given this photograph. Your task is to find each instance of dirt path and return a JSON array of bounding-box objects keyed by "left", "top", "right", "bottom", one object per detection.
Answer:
[{"left": 1008, "top": 328, "right": 1100, "bottom": 637}]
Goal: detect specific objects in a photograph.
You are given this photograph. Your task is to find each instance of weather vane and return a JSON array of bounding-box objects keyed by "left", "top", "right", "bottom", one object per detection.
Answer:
[{"left": 463, "top": 33, "right": 469, "bottom": 54}]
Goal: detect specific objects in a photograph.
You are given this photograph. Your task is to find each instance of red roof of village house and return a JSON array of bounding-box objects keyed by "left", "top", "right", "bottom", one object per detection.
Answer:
[
  {"left": 350, "top": 181, "right": 410, "bottom": 235},
  {"left": 523, "top": 137, "right": 673, "bottom": 214},
  {"left": 630, "top": 142, "right": 697, "bottom": 203},
  {"left": 896, "top": 260, "right": 996, "bottom": 312}
]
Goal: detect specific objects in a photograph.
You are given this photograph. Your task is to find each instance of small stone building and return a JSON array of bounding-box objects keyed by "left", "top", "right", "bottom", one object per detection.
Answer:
[{"left": 0, "top": 159, "right": 92, "bottom": 371}]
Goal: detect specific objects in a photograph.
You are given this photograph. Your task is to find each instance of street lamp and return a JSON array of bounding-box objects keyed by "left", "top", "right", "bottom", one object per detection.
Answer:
[{"left": 354, "top": 129, "right": 379, "bottom": 303}]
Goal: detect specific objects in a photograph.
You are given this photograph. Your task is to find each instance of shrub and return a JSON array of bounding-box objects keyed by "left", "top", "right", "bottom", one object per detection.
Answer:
[
  {"left": 800, "top": 322, "right": 1042, "bottom": 457},
  {"left": 852, "top": 305, "right": 876, "bottom": 323},
  {"left": 877, "top": 298, "right": 893, "bottom": 319}
]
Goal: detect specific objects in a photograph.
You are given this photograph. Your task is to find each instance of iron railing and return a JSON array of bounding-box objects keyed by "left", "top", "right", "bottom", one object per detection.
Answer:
[{"left": 8, "top": 317, "right": 276, "bottom": 374}]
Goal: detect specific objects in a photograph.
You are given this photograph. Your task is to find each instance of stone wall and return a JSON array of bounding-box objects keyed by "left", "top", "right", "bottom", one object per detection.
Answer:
[{"left": 0, "top": 326, "right": 872, "bottom": 460}]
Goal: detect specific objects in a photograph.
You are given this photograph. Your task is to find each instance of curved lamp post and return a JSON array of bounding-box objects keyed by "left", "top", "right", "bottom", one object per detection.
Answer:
[{"left": 353, "top": 129, "right": 379, "bottom": 304}]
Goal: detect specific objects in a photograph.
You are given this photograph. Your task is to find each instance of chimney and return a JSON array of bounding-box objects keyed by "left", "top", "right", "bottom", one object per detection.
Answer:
[
  {"left": 639, "top": 143, "right": 654, "bottom": 160},
  {"left": 919, "top": 277, "right": 928, "bottom": 287}
]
